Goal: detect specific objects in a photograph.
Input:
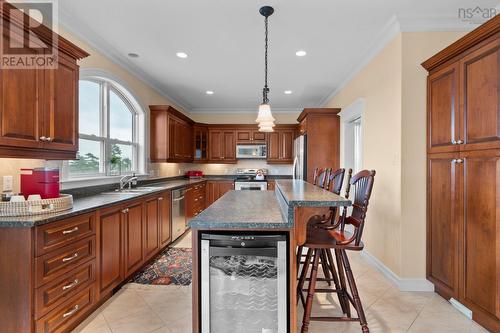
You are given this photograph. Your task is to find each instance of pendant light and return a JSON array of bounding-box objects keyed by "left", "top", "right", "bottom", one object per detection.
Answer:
[{"left": 256, "top": 6, "right": 275, "bottom": 131}]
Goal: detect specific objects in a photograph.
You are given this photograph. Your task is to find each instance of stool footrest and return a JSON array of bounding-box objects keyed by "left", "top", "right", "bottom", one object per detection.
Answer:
[
  {"left": 302, "top": 288, "right": 340, "bottom": 293},
  {"left": 310, "top": 316, "right": 360, "bottom": 322}
]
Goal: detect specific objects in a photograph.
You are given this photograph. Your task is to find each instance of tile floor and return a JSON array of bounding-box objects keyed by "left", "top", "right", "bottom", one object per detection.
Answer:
[{"left": 73, "top": 231, "right": 489, "bottom": 333}]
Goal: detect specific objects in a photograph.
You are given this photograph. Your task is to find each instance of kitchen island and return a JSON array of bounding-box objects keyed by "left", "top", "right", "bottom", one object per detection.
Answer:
[{"left": 189, "top": 179, "right": 350, "bottom": 333}]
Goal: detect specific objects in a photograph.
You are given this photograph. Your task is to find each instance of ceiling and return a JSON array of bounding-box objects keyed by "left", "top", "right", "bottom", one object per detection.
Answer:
[{"left": 58, "top": 0, "right": 500, "bottom": 113}]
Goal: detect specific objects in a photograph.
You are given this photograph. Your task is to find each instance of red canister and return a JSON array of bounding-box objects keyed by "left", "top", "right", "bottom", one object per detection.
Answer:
[{"left": 20, "top": 168, "right": 60, "bottom": 199}]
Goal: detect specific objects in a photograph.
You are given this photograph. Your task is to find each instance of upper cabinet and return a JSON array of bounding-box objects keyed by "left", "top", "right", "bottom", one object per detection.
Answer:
[
  {"left": 236, "top": 129, "right": 266, "bottom": 142},
  {"left": 194, "top": 125, "right": 209, "bottom": 162},
  {"left": 0, "top": 5, "right": 89, "bottom": 159},
  {"left": 150, "top": 106, "right": 194, "bottom": 163},
  {"left": 267, "top": 126, "right": 295, "bottom": 164},
  {"left": 208, "top": 128, "right": 236, "bottom": 163},
  {"left": 423, "top": 24, "right": 500, "bottom": 154}
]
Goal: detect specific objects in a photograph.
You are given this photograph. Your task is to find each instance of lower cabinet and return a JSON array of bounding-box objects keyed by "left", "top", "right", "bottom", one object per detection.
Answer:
[
  {"left": 159, "top": 191, "right": 172, "bottom": 247},
  {"left": 144, "top": 196, "right": 161, "bottom": 260},
  {"left": 123, "top": 200, "right": 144, "bottom": 277},
  {"left": 186, "top": 181, "right": 207, "bottom": 220},
  {"left": 206, "top": 180, "right": 234, "bottom": 206}
]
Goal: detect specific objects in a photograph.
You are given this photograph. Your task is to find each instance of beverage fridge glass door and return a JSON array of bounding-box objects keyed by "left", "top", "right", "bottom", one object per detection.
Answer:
[{"left": 201, "top": 234, "right": 287, "bottom": 333}]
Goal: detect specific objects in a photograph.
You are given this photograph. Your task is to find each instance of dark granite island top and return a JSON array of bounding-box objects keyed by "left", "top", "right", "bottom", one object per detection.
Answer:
[
  {"left": 188, "top": 191, "right": 289, "bottom": 229},
  {"left": 274, "top": 179, "right": 351, "bottom": 207}
]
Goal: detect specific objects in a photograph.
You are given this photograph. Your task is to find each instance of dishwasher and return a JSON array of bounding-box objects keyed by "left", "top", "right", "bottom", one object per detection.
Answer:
[{"left": 171, "top": 188, "right": 186, "bottom": 241}]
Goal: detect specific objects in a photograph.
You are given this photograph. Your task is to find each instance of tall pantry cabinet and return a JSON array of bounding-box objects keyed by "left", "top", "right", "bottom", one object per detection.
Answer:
[{"left": 422, "top": 15, "right": 499, "bottom": 332}]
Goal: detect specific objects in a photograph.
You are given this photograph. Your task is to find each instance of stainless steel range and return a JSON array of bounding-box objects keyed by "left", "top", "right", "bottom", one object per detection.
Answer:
[{"left": 234, "top": 168, "right": 268, "bottom": 191}]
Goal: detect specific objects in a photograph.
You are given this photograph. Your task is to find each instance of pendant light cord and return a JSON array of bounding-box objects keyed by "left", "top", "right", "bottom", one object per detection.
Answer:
[{"left": 263, "top": 16, "right": 269, "bottom": 104}]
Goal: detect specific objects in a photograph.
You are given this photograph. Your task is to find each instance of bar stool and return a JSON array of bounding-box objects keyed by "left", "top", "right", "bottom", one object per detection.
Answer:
[
  {"left": 312, "top": 167, "right": 330, "bottom": 188},
  {"left": 296, "top": 168, "right": 346, "bottom": 291},
  {"left": 298, "top": 170, "right": 376, "bottom": 333}
]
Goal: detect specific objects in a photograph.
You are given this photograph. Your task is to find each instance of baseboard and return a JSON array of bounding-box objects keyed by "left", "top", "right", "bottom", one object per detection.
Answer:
[{"left": 360, "top": 250, "right": 435, "bottom": 292}]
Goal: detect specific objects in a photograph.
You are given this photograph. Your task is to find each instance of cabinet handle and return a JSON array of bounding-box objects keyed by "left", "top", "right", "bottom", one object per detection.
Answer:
[
  {"left": 158, "top": 197, "right": 163, "bottom": 201},
  {"left": 455, "top": 159, "right": 463, "bottom": 163},
  {"left": 451, "top": 140, "right": 457, "bottom": 145},
  {"left": 46, "top": 137, "right": 53, "bottom": 142},
  {"left": 62, "top": 305, "right": 79, "bottom": 318},
  {"left": 121, "top": 208, "right": 129, "bottom": 214},
  {"left": 456, "top": 139, "right": 464, "bottom": 144},
  {"left": 39, "top": 136, "right": 47, "bottom": 141},
  {"left": 62, "top": 279, "right": 79, "bottom": 291},
  {"left": 62, "top": 226, "right": 79, "bottom": 235},
  {"left": 194, "top": 198, "right": 198, "bottom": 202},
  {"left": 62, "top": 253, "right": 78, "bottom": 262}
]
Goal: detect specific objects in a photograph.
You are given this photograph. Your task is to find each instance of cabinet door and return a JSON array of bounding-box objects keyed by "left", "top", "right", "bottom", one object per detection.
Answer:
[
  {"left": 0, "top": 64, "right": 44, "bottom": 150},
  {"left": 206, "top": 181, "right": 217, "bottom": 206},
  {"left": 223, "top": 131, "right": 236, "bottom": 161},
  {"left": 427, "top": 153, "right": 461, "bottom": 299},
  {"left": 428, "top": 63, "right": 460, "bottom": 153},
  {"left": 42, "top": 53, "right": 79, "bottom": 152},
  {"left": 460, "top": 39, "right": 500, "bottom": 151},
  {"left": 150, "top": 110, "right": 168, "bottom": 161},
  {"left": 208, "top": 130, "right": 223, "bottom": 161},
  {"left": 252, "top": 130, "right": 266, "bottom": 141},
  {"left": 123, "top": 202, "right": 143, "bottom": 276},
  {"left": 98, "top": 206, "right": 123, "bottom": 296},
  {"left": 194, "top": 127, "right": 208, "bottom": 161},
  {"left": 280, "top": 129, "right": 294, "bottom": 162},
  {"left": 144, "top": 196, "right": 160, "bottom": 260},
  {"left": 159, "top": 191, "right": 171, "bottom": 247},
  {"left": 460, "top": 150, "right": 500, "bottom": 322},
  {"left": 168, "top": 117, "right": 177, "bottom": 160},
  {"left": 185, "top": 185, "right": 195, "bottom": 220},
  {"left": 236, "top": 130, "right": 252, "bottom": 142},
  {"left": 217, "top": 181, "right": 234, "bottom": 199},
  {"left": 267, "top": 131, "right": 280, "bottom": 162}
]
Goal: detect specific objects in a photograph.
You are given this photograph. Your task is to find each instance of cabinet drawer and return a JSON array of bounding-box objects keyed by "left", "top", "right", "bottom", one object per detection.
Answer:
[
  {"left": 35, "top": 260, "right": 95, "bottom": 318},
  {"left": 35, "top": 213, "right": 96, "bottom": 256},
  {"left": 35, "top": 236, "right": 96, "bottom": 287},
  {"left": 35, "top": 285, "right": 95, "bottom": 333}
]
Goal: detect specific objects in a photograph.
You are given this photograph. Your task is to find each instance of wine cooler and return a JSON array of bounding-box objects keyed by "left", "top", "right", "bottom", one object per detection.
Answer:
[{"left": 200, "top": 234, "right": 288, "bottom": 333}]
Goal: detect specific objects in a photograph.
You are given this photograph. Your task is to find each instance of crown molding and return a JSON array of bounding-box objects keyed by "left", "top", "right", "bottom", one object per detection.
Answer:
[
  {"left": 319, "top": 14, "right": 477, "bottom": 106},
  {"left": 189, "top": 107, "right": 303, "bottom": 114},
  {"left": 58, "top": 6, "right": 193, "bottom": 113}
]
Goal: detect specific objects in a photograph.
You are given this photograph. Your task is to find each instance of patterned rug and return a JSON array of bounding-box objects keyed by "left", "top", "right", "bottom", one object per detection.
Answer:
[{"left": 131, "top": 247, "right": 192, "bottom": 286}]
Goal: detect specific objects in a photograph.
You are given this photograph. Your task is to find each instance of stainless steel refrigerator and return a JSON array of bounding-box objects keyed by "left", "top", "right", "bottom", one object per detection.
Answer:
[{"left": 293, "top": 134, "right": 307, "bottom": 180}]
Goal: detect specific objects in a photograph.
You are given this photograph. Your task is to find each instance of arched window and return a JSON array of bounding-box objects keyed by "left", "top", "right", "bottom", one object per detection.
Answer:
[{"left": 67, "top": 71, "right": 145, "bottom": 178}]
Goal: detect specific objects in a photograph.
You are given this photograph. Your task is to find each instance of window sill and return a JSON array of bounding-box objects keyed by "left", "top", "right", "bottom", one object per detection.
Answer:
[{"left": 61, "top": 174, "right": 149, "bottom": 190}]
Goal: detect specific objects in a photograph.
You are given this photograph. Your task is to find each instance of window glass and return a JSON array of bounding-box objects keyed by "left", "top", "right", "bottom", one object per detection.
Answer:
[
  {"left": 109, "top": 90, "right": 133, "bottom": 142},
  {"left": 69, "top": 139, "right": 102, "bottom": 175},
  {"left": 110, "top": 144, "right": 134, "bottom": 173},
  {"left": 78, "top": 81, "right": 100, "bottom": 136}
]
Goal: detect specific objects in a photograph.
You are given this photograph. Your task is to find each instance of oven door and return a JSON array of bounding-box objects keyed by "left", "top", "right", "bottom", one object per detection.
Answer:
[
  {"left": 201, "top": 235, "right": 287, "bottom": 333},
  {"left": 235, "top": 182, "right": 267, "bottom": 191}
]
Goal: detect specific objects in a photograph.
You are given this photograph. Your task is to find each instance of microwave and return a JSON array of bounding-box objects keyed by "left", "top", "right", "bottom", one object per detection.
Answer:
[{"left": 236, "top": 144, "right": 267, "bottom": 159}]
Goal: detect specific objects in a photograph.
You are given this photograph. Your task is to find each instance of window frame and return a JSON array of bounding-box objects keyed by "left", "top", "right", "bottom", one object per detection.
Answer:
[{"left": 63, "top": 70, "right": 146, "bottom": 181}]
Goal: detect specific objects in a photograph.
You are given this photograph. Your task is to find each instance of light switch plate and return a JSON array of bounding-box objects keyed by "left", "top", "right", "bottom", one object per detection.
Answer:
[{"left": 3, "top": 175, "right": 13, "bottom": 192}]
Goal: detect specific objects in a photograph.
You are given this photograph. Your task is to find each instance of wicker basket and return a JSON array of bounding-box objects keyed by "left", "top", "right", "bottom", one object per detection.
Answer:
[{"left": 0, "top": 194, "right": 73, "bottom": 217}]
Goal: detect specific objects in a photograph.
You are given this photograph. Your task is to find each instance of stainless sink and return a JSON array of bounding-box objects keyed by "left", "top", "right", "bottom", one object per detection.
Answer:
[{"left": 101, "top": 186, "right": 162, "bottom": 195}]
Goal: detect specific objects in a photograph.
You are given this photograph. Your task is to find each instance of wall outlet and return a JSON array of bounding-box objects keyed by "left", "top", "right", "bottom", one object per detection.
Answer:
[{"left": 3, "top": 175, "right": 13, "bottom": 192}]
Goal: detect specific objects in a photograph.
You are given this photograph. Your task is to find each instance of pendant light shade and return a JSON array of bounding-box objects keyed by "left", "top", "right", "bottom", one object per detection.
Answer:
[
  {"left": 256, "top": 103, "right": 275, "bottom": 123},
  {"left": 256, "top": 6, "right": 275, "bottom": 132}
]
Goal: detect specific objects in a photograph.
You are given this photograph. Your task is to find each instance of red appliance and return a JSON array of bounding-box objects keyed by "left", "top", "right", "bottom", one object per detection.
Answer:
[
  {"left": 185, "top": 170, "right": 203, "bottom": 179},
  {"left": 20, "top": 168, "right": 60, "bottom": 199}
]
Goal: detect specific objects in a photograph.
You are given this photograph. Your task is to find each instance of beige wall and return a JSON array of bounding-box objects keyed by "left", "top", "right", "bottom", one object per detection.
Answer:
[
  {"left": 400, "top": 31, "right": 465, "bottom": 278},
  {"left": 326, "top": 31, "right": 466, "bottom": 279},
  {"left": 326, "top": 35, "right": 403, "bottom": 274}
]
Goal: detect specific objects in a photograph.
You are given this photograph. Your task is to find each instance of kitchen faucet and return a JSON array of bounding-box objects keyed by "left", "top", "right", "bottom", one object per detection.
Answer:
[{"left": 119, "top": 174, "right": 138, "bottom": 191}]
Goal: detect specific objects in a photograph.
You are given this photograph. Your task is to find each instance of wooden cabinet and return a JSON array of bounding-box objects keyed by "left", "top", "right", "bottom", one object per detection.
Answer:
[
  {"left": 267, "top": 180, "right": 276, "bottom": 191},
  {"left": 297, "top": 109, "right": 340, "bottom": 181},
  {"left": 236, "top": 129, "right": 266, "bottom": 142},
  {"left": 98, "top": 206, "right": 124, "bottom": 297},
  {"left": 123, "top": 201, "right": 144, "bottom": 277},
  {"left": 150, "top": 106, "right": 194, "bottom": 163},
  {"left": 194, "top": 125, "right": 209, "bottom": 162},
  {"left": 159, "top": 191, "right": 171, "bottom": 247},
  {"left": 206, "top": 180, "right": 234, "bottom": 206},
  {"left": 267, "top": 126, "right": 296, "bottom": 164},
  {"left": 0, "top": 7, "right": 88, "bottom": 159},
  {"left": 208, "top": 129, "right": 236, "bottom": 163},
  {"left": 186, "top": 182, "right": 207, "bottom": 220},
  {"left": 423, "top": 17, "right": 500, "bottom": 332}
]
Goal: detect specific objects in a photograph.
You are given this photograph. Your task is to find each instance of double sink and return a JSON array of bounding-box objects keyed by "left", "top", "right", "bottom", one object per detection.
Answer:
[{"left": 100, "top": 186, "right": 163, "bottom": 196}]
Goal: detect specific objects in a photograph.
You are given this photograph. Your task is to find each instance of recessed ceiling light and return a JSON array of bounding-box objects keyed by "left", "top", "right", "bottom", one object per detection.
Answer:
[
  {"left": 206, "top": 90, "right": 214, "bottom": 95},
  {"left": 284, "top": 90, "right": 292, "bottom": 95},
  {"left": 295, "top": 50, "right": 307, "bottom": 57},
  {"left": 176, "top": 52, "right": 188, "bottom": 58},
  {"left": 128, "top": 53, "right": 139, "bottom": 58}
]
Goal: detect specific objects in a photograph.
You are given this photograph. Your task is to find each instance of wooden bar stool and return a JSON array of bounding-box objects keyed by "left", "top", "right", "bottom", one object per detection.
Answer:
[
  {"left": 298, "top": 170, "right": 376, "bottom": 333},
  {"left": 296, "top": 168, "right": 347, "bottom": 295},
  {"left": 312, "top": 167, "right": 330, "bottom": 189}
]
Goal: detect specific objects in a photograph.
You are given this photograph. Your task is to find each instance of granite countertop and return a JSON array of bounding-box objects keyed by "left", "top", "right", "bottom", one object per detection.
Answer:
[
  {"left": 275, "top": 179, "right": 351, "bottom": 207},
  {"left": 0, "top": 178, "right": 207, "bottom": 228},
  {"left": 188, "top": 191, "right": 290, "bottom": 229}
]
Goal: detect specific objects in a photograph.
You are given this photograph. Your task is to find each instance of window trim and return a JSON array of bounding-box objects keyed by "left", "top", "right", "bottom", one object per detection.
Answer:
[
  {"left": 339, "top": 98, "right": 364, "bottom": 174},
  {"left": 62, "top": 68, "right": 147, "bottom": 182}
]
